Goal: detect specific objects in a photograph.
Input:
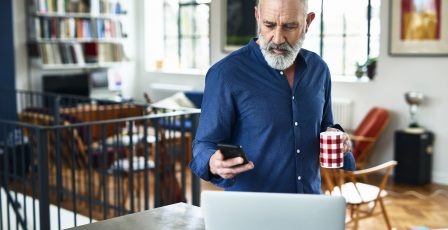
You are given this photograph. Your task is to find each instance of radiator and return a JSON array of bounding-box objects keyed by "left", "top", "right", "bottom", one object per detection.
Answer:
[{"left": 332, "top": 97, "right": 353, "bottom": 130}]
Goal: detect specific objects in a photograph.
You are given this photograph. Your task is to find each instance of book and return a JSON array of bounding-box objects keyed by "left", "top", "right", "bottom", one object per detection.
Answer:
[
  {"left": 40, "top": 44, "right": 49, "bottom": 64},
  {"left": 90, "top": 0, "right": 100, "bottom": 15},
  {"left": 50, "top": 18, "right": 58, "bottom": 39},
  {"left": 59, "top": 43, "right": 68, "bottom": 63},
  {"left": 84, "top": 42, "right": 98, "bottom": 63},
  {"left": 34, "top": 18, "right": 42, "bottom": 39},
  {"left": 52, "top": 44, "right": 62, "bottom": 64},
  {"left": 72, "top": 43, "right": 85, "bottom": 64},
  {"left": 68, "top": 18, "right": 76, "bottom": 38}
]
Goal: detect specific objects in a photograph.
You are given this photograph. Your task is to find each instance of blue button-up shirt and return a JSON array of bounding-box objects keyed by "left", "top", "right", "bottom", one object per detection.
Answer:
[{"left": 190, "top": 39, "right": 355, "bottom": 194}]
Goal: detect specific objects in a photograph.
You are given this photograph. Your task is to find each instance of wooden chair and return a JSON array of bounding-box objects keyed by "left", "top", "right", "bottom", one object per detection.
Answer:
[
  {"left": 351, "top": 107, "right": 390, "bottom": 170},
  {"left": 321, "top": 160, "right": 397, "bottom": 230}
]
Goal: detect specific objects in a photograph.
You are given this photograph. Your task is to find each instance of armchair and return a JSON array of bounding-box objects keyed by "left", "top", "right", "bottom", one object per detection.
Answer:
[{"left": 351, "top": 107, "right": 390, "bottom": 169}]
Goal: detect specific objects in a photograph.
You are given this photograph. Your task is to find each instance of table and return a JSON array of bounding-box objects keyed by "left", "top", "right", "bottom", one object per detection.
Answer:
[{"left": 67, "top": 203, "right": 204, "bottom": 230}]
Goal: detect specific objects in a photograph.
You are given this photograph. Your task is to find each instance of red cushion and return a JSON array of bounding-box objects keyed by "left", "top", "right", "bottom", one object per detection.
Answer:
[{"left": 352, "top": 107, "right": 389, "bottom": 158}]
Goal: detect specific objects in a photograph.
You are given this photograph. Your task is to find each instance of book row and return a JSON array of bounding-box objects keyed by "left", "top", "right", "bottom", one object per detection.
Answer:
[
  {"left": 39, "top": 43, "right": 126, "bottom": 65},
  {"left": 33, "top": 17, "right": 125, "bottom": 40},
  {"left": 34, "top": 0, "right": 125, "bottom": 14}
]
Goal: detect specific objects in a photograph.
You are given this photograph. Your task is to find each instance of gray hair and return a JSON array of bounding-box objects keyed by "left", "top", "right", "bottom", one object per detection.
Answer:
[{"left": 257, "top": 0, "right": 308, "bottom": 15}]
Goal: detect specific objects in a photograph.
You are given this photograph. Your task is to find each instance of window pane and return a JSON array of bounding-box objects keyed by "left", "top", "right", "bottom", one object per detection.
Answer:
[
  {"left": 165, "top": 38, "right": 179, "bottom": 69},
  {"left": 180, "top": 38, "right": 194, "bottom": 68},
  {"left": 195, "top": 4, "right": 210, "bottom": 36},
  {"left": 195, "top": 37, "right": 210, "bottom": 69},
  {"left": 370, "top": 0, "right": 381, "bottom": 58},
  {"left": 322, "top": 36, "right": 344, "bottom": 75},
  {"left": 165, "top": 1, "right": 179, "bottom": 37},
  {"left": 319, "top": 0, "right": 380, "bottom": 76},
  {"left": 180, "top": 6, "right": 194, "bottom": 36},
  {"left": 370, "top": 36, "right": 380, "bottom": 58},
  {"left": 196, "top": 0, "right": 211, "bottom": 3},
  {"left": 303, "top": 0, "right": 322, "bottom": 54},
  {"left": 303, "top": 34, "right": 320, "bottom": 54},
  {"left": 145, "top": 1, "right": 210, "bottom": 71},
  {"left": 345, "top": 36, "right": 367, "bottom": 75}
]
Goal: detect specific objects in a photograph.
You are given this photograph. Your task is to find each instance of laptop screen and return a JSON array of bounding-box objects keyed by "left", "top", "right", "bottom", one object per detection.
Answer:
[{"left": 201, "top": 191, "right": 346, "bottom": 230}]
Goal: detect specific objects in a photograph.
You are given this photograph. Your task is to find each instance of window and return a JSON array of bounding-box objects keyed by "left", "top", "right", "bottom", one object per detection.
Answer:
[
  {"left": 304, "top": 0, "right": 381, "bottom": 77},
  {"left": 145, "top": 0, "right": 211, "bottom": 72}
]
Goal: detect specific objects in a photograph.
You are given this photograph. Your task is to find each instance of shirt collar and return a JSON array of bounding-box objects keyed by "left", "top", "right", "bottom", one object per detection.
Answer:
[{"left": 249, "top": 38, "right": 308, "bottom": 71}]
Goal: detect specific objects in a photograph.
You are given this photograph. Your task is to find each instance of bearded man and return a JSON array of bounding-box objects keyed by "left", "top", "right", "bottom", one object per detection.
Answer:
[{"left": 189, "top": 0, "right": 355, "bottom": 194}]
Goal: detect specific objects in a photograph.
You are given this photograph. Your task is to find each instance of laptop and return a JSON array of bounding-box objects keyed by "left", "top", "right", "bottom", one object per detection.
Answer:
[{"left": 201, "top": 191, "right": 346, "bottom": 230}]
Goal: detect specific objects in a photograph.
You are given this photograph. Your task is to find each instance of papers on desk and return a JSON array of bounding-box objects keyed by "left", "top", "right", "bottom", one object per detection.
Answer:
[
  {"left": 106, "top": 134, "right": 157, "bottom": 146},
  {"left": 109, "top": 156, "right": 155, "bottom": 173}
]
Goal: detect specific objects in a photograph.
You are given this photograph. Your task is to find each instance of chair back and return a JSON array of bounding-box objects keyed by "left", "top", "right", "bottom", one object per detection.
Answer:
[
  {"left": 18, "top": 112, "right": 88, "bottom": 169},
  {"left": 352, "top": 107, "right": 389, "bottom": 168}
]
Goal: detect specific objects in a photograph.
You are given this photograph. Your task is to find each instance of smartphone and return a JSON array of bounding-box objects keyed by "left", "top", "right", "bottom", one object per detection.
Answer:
[{"left": 217, "top": 143, "right": 249, "bottom": 164}]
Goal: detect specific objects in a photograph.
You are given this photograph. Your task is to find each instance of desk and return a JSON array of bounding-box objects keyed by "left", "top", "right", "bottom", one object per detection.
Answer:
[{"left": 67, "top": 203, "right": 204, "bottom": 230}]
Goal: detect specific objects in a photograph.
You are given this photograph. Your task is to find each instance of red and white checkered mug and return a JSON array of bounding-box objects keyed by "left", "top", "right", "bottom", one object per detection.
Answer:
[{"left": 320, "top": 131, "right": 344, "bottom": 168}]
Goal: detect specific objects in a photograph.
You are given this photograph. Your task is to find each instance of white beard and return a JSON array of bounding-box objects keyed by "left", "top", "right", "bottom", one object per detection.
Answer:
[{"left": 258, "top": 32, "right": 305, "bottom": 70}]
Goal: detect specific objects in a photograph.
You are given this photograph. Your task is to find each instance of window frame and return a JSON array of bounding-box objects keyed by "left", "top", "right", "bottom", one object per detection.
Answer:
[{"left": 162, "top": 0, "right": 211, "bottom": 71}]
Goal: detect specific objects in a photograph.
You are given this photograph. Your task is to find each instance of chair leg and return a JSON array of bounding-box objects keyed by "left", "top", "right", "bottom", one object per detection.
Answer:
[
  {"left": 379, "top": 198, "right": 392, "bottom": 230},
  {"left": 122, "top": 175, "right": 129, "bottom": 211},
  {"left": 350, "top": 205, "right": 355, "bottom": 219},
  {"left": 353, "top": 205, "right": 360, "bottom": 230}
]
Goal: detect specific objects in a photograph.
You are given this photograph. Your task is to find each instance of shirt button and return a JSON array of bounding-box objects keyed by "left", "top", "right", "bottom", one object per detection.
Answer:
[
  {"left": 296, "top": 149, "right": 300, "bottom": 154},
  {"left": 298, "top": 176, "right": 302, "bottom": 181},
  {"left": 280, "top": 71, "right": 284, "bottom": 75},
  {"left": 292, "top": 96, "right": 295, "bottom": 100},
  {"left": 294, "top": 122, "right": 298, "bottom": 126}
]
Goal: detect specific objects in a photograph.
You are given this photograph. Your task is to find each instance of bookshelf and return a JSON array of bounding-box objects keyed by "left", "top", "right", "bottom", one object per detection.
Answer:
[{"left": 28, "top": 0, "right": 129, "bottom": 69}]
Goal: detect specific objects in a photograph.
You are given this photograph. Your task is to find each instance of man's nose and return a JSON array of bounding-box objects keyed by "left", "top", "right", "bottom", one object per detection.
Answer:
[{"left": 271, "top": 27, "right": 286, "bottom": 45}]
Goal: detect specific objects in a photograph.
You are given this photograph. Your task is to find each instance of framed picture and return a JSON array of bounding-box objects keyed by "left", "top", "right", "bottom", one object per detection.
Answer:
[
  {"left": 389, "top": 0, "right": 448, "bottom": 56},
  {"left": 223, "top": 0, "right": 257, "bottom": 52}
]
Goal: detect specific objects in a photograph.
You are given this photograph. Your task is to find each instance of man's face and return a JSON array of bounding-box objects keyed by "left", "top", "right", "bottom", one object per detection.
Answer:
[{"left": 256, "top": 0, "right": 314, "bottom": 70}]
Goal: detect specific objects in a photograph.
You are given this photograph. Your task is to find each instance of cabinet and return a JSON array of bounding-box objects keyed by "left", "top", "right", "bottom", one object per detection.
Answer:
[
  {"left": 394, "top": 130, "right": 434, "bottom": 185},
  {"left": 27, "top": 0, "right": 128, "bottom": 69}
]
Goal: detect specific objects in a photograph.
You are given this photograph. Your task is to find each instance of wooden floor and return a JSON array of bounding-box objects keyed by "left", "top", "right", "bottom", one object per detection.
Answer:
[{"left": 200, "top": 178, "right": 448, "bottom": 230}]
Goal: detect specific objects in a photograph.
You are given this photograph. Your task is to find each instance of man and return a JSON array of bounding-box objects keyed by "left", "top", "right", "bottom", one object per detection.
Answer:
[{"left": 189, "top": 0, "right": 355, "bottom": 194}]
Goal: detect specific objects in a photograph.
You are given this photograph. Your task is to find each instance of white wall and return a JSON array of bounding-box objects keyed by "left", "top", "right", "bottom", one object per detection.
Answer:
[
  {"left": 136, "top": 0, "right": 448, "bottom": 185},
  {"left": 332, "top": 1, "right": 448, "bottom": 184}
]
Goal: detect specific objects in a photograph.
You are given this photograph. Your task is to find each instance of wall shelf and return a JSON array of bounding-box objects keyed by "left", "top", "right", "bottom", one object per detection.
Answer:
[
  {"left": 38, "top": 62, "right": 128, "bottom": 70},
  {"left": 34, "top": 12, "right": 126, "bottom": 19},
  {"left": 34, "top": 38, "right": 125, "bottom": 43},
  {"left": 28, "top": 0, "right": 129, "bottom": 67}
]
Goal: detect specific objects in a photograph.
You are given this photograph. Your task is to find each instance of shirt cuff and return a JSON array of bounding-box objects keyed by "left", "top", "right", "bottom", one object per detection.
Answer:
[
  {"left": 342, "top": 152, "right": 356, "bottom": 171},
  {"left": 189, "top": 146, "right": 237, "bottom": 188}
]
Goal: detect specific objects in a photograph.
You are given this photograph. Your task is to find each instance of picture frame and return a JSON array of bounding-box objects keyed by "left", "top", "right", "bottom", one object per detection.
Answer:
[
  {"left": 222, "top": 0, "right": 257, "bottom": 52},
  {"left": 389, "top": 0, "right": 448, "bottom": 56}
]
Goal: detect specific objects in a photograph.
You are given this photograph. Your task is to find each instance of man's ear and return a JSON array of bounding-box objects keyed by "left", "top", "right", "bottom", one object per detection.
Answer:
[
  {"left": 255, "top": 6, "right": 260, "bottom": 24},
  {"left": 305, "top": 12, "right": 315, "bottom": 33}
]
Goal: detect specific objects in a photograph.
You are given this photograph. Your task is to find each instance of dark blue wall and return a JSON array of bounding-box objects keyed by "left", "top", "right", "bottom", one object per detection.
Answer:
[{"left": 0, "top": 0, "right": 17, "bottom": 122}]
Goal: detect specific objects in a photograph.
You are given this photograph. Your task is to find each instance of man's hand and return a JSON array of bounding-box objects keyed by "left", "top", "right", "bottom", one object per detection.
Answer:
[
  {"left": 209, "top": 150, "right": 254, "bottom": 179},
  {"left": 326, "top": 127, "right": 352, "bottom": 156}
]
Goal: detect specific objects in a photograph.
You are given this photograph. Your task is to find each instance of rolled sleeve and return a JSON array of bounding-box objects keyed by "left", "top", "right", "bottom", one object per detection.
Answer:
[{"left": 189, "top": 67, "right": 237, "bottom": 188}]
